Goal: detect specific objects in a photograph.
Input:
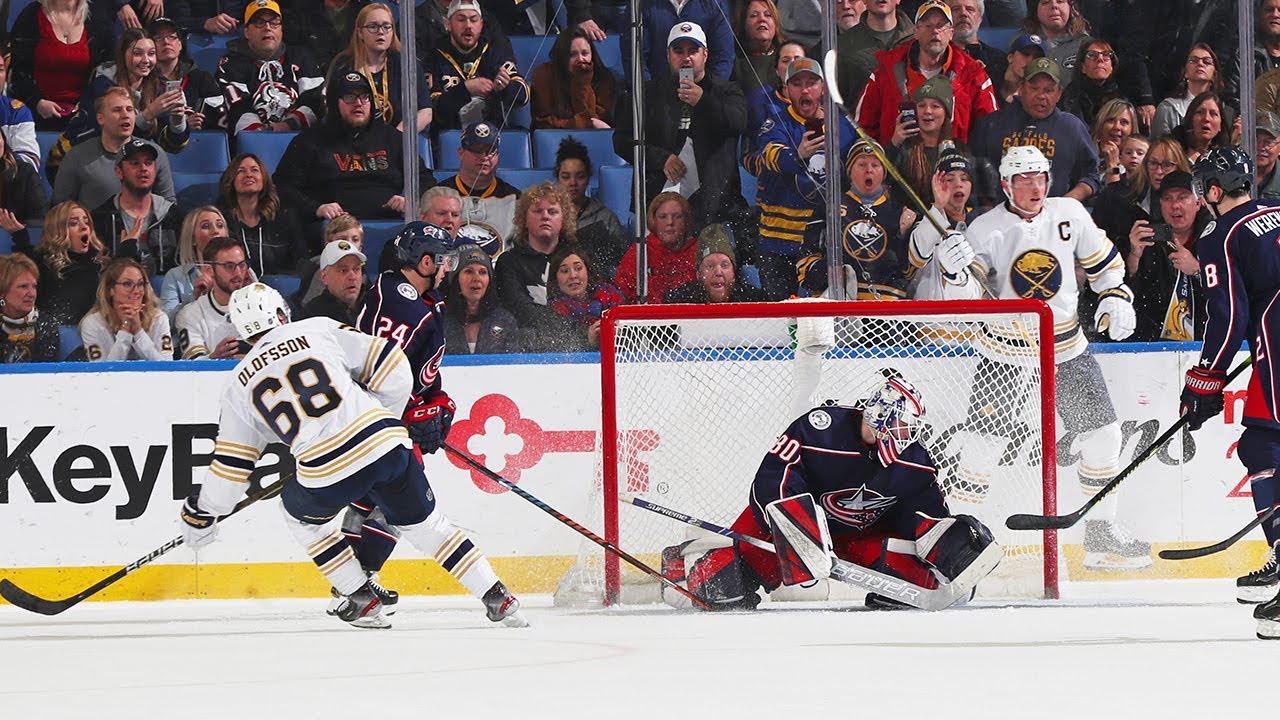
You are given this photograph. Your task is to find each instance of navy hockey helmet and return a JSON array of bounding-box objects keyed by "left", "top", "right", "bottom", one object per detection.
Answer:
[
  {"left": 391, "top": 221, "right": 458, "bottom": 271},
  {"left": 1193, "top": 145, "right": 1253, "bottom": 198}
]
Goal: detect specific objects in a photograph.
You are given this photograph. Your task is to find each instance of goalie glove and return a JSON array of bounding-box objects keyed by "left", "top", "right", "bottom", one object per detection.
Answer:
[
  {"left": 914, "top": 513, "right": 996, "bottom": 582},
  {"left": 1094, "top": 285, "right": 1136, "bottom": 341},
  {"left": 1180, "top": 366, "right": 1226, "bottom": 431},
  {"left": 937, "top": 230, "right": 976, "bottom": 282},
  {"left": 404, "top": 392, "right": 456, "bottom": 454},
  {"left": 180, "top": 493, "right": 219, "bottom": 549}
]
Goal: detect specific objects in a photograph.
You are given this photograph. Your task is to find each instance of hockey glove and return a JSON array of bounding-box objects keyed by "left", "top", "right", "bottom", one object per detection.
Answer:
[
  {"left": 937, "top": 231, "right": 976, "bottom": 282},
  {"left": 1094, "top": 285, "right": 1136, "bottom": 341},
  {"left": 1180, "top": 366, "right": 1226, "bottom": 431},
  {"left": 180, "top": 493, "right": 219, "bottom": 549},
  {"left": 404, "top": 393, "right": 456, "bottom": 454}
]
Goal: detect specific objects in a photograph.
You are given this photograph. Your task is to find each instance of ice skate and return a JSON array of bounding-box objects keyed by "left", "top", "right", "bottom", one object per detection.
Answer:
[
  {"left": 483, "top": 581, "right": 529, "bottom": 628},
  {"left": 328, "top": 573, "right": 398, "bottom": 616},
  {"left": 334, "top": 582, "right": 391, "bottom": 629},
  {"left": 1253, "top": 588, "right": 1280, "bottom": 639},
  {"left": 1238, "top": 546, "right": 1277, "bottom": 604},
  {"left": 1083, "top": 520, "right": 1152, "bottom": 570}
]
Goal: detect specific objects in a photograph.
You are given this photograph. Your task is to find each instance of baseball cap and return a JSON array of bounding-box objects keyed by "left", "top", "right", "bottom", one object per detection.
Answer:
[
  {"left": 446, "top": 0, "right": 482, "bottom": 18},
  {"left": 320, "top": 239, "right": 367, "bottom": 269},
  {"left": 243, "top": 0, "right": 281, "bottom": 24},
  {"left": 667, "top": 22, "right": 707, "bottom": 48},
  {"left": 1259, "top": 110, "right": 1280, "bottom": 138},
  {"left": 333, "top": 71, "right": 371, "bottom": 99},
  {"left": 116, "top": 137, "right": 158, "bottom": 165},
  {"left": 914, "top": 0, "right": 953, "bottom": 24},
  {"left": 452, "top": 243, "right": 493, "bottom": 275},
  {"left": 1009, "top": 33, "right": 1046, "bottom": 56},
  {"left": 461, "top": 120, "right": 500, "bottom": 151},
  {"left": 1159, "top": 170, "right": 1196, "bottom": 196},
  {"left": 1023, "top": 57, "right": 1061, "bottom": 85},
  {"left": 784, "top": 57, "right": 824, "bottom": 83},
  {"left": 146, "top": 16, "right": 181, "bottom": 36},
  {"left": 936, "top": 149, "right": 974, "bottom": 179}
]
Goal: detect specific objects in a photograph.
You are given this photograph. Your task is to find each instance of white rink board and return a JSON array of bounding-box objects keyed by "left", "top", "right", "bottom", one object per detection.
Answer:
[{"left": 0, "top": 347, "right": 1260, "bottom": 570}]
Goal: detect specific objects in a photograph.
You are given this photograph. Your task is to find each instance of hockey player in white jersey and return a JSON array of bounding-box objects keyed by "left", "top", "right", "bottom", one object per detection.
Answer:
[
  {"left": 933, "top": 144, "right": 1152, "bottom": 569},
  {"left": 178, "top": 283, "right": 528, "bottom": 629}
]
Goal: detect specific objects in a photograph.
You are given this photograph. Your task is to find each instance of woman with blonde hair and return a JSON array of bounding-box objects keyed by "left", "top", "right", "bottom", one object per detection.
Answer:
[
  {"left": 327, "top": 4, "right": 432, "bottom": 132},
  {"left": 34, "top": 199, "right": 106, "bottom": 325},
  {"left": 1092, "top": 136, "right": 1192, "bottom": 260},
  {"left": 160, "top": 205, "right": 228, "bottom": 320},
  {"left": 613, "top": 191, "right": 697, "bottom": 303},
  {"left": 8, "top": 0, "right": 114, "bottom": 130},
  {"left": 1091, "top": 98, "right": 1138, "bottom": 187},
  {"left": 0, "top": 253, "right": 59, "bottom": 362},
  {"left": 80, "top": 257, "right": 173, "bottom": 361}
]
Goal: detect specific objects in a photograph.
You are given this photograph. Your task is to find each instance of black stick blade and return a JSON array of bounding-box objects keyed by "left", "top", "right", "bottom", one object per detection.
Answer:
[
  {"left": 1158, "top": 546, "right": 1216, "bottom": 561},
  {"left": 1005, "top": 512, "right": 1077, "bottom": 531},
  {"left": 0, "top": 578, "right": 75, "bottom": 616}
]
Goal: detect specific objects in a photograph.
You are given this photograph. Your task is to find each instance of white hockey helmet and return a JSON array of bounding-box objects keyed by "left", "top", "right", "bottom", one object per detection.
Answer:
[
  {"left": 862, "top": 372, "right": 926, "bottom": 446},
  {"left": 229, "top": 283, "right": 291, "bottom": 341},
  {"left": 999, "top": 144, "right": 1051, "bottom": 189}
]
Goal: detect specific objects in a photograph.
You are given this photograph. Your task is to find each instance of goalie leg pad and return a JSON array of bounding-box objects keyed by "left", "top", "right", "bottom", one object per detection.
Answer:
[
  {"left": 833, "top": 528, "right": 939, "bottom": 589},
  {"left": 765, "top": 494, "right": 833, "bottom": 587},
  {"left": 914, "top": 513, "right": 997, "bottom": 582},
  {"left": 687, "top": 548, "right": 763, "bottom": 611}
]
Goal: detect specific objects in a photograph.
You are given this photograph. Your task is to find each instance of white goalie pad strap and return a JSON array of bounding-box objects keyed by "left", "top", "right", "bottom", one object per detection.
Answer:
[{"left": 766, "top": 494, "right": 834, "bottom": 585}]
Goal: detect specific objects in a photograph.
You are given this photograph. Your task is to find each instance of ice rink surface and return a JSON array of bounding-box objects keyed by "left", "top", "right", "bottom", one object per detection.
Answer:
[{"left": 0, "top": 579, "right": 1270, "bottom": 719}]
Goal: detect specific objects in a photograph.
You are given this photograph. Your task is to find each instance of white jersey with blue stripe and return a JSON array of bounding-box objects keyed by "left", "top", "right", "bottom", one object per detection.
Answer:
[{"left": 198, "top": 317, "right": 413, "bottom": 514}]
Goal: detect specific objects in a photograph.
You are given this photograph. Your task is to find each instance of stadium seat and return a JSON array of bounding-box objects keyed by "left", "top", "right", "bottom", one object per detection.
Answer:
[
  {"left": 25, "top": 224, "right": 41, "bottom": 248},
  {"left": 174, "top": 173, "right": 223, "bottom": 209},
  {"left": 978, "top": 27, "right": 1018, "bottom": 52},
  {"left": 416, "top": 132, "right": 434, "bottom": 169},
  {"left": 510, "top": 35, "right": 554, "bottom": 77},
  {"left": 8, "top": 0, "right": 32, "bottom": 33},
  {"left": 236, "top": 131, "right": 297, "bottom": 174},
  {"left": 57, "top": 325, "right": 81, "bottom": 361},
  {"left": 170, "top": 131, "right": 230, "bottom": 175},
  {"left": 595, "top": 34, "right": 623, "bottom": 78},
  {"left": 532, "top": 128, "right": 624, "bottom": 168},
  {"left": 261, "top": 274, "right": 302, "bottom": 299},
  {"left": 0, "top": 230, "right": 11, "bottom": 255},
  {"left": 361, "top": 220, "right": 403, "bottom": 280},
  {"left": 739, "top": 166, "right": 758, "bottom": 206},
  {"left": 506, "top": 102, "right": 533, "bottom": 130},
  {"left": 150, "top": 274, "right": 163, "bottom": 295},
  {"left": 598, "top": 164, "right": 633, "bottom": 220},
  {"left": 437, "top": 128, "right": 531, "bottom": 170},
  {"left": 186, "top": 33, "right": 235, "bottom": 75},
  {"left": 499, "top": 167, "right": 554, "bottom": 190}
]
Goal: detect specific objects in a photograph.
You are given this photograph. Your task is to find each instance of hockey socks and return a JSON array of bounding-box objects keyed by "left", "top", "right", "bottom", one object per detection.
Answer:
[
  {"left": 281, "top": 509, "right": 368, "bottom": 597},
  {"left": 400, "top": 511, "right": 503, "bottom": 599}
]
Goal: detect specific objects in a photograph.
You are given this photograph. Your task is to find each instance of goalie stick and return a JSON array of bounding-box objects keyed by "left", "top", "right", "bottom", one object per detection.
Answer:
[
  {"left": 821, "top": 50, "right": 996, "bottom": 300},
  {"left": 1158, "top": 505, "right": 1280, "bottom": 560},
  {"left": 0, "top": 476, "right": 287, "bottom": 616},
  {"left": 443, "top": 443, "right": 712, "bottom": 610},
  {"left": 1007, "top": 356, "right": 1255, "bottom": 531},
  {"left": 619, "top": 492, "right": 998, "bottom": 611}
]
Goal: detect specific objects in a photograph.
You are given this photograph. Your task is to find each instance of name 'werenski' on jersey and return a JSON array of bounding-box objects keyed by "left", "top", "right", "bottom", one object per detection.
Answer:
[
  {"left": 750, "top": 405, "right": 947, "bottom": 539},
  {"left": 356, "top": 271, "right": 447, "bottom": 400},
  {"left": 1195, "top": 198, "right": 1280, "bottom": 382}
]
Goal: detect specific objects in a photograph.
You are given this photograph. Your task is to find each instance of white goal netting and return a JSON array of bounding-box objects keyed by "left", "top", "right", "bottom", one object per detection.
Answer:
[{"left": 555, "top": 300, "right": 1059, "bottom": 606}]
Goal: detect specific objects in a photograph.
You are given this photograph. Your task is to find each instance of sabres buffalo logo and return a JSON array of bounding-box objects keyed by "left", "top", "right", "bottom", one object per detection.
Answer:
[
  {"left": 821, "top": 485, "right": 897, "bottom": 529},
  {"left": 842, "top": 217, "right": 887, "bottom": 262},
  {"left": 1010, "top": 249, "right": 1061, "bottom": 300}
]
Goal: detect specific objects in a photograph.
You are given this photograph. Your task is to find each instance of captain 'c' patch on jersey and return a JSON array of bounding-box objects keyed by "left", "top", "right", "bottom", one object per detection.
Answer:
[
  {"left": 842, "top": 217, "right": 888, "bottom": 262},
  {"left": 820, "top": 485, "right": 897, "bottom": 529},
  {"left": 1011, "top": 249, "right": 1062, "bottom": 300}
]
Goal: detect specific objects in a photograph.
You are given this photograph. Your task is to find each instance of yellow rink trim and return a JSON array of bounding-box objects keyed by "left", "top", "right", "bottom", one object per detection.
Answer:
[
  {"left": 0, "top": 542, "right": 1269, "bottom": 605},
  {"left": 0, "top": 556, "right": 576, "bottom": 604}
]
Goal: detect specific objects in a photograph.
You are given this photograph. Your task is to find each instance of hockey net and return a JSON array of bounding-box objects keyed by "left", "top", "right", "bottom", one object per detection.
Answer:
[{"left": 554, "top": 299, "right": 1059, "bottom": 606}]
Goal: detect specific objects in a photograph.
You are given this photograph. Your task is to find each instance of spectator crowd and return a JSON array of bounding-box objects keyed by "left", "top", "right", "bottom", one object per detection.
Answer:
[{"left": 0, "top": 0, "right": 1275, "bottom": 362}]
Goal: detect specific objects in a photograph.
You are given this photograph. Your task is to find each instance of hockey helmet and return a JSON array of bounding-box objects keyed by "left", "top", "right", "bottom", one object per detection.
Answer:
[
  {"left": 229, "top": 282, "right": 291, "bottom": 341},
  {"left": 1193, "top": 145, "right": 1253, "bottom": 198},
  {"left": 999, "top": 144, "right": 1051, "bottom": 185},
  {"left": 862, "top": 372, "right": 926, "bottom": 446},
  {"left": 391, "top": 221, "right": 459, "bottom": 272}
]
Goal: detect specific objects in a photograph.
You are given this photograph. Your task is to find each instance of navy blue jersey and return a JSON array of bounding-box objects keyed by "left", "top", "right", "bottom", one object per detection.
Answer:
[
  {"left": 750, "top": 405, "right": 947, "bottom": 539},
  {"left": 356, "top": 272, "right": 447, "bottom": 400},
  {"left": 796, "top": 190, "right": 911, "bottom": 299},
  {"left": 1196, "top": 199, "right": 1280, "bottom": 427}
]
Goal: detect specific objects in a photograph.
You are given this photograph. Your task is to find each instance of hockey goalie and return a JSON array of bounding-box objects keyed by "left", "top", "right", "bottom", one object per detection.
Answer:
[{"left": 664, "top": 374, "right": 1002, "bottom": 610}]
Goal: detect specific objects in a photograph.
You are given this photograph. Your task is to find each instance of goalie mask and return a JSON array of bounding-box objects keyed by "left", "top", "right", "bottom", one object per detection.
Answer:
[{"left": 862, "top": 375, "right": 926, "bottom": 453}]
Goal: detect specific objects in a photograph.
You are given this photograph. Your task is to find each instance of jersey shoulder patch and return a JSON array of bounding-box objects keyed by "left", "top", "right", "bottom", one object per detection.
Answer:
[
  {"left": 397, "top": 282, "right": 419, "bottom": 300},
  {"left": 807, "top": 409, "right": 831, "bottom": 430},
  {"left": 1200, "top": 220, "right": 1216, "bottom": 238},
  {"left": 759, "top": 118, "right": 775, "bottom": 135}
]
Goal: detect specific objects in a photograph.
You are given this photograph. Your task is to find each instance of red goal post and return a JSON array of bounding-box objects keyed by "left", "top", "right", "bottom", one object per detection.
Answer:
[{"left": 590, "top": 299, "right": 1059, "bottom": 605}]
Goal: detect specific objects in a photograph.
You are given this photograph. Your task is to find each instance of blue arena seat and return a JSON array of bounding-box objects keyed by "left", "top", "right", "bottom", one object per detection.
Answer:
[
  {"left": 261, "top": 274, "right": 302, "bottom": 299},
  {"left": 436, "top": 128, "right": 531, "bottom": 170},
  {"left": 0, "top": 230, "right": 11, "bottom": 255},
  {"left": 499, "top": 167, "right": 554, "bottom": 190},
  {"left": 595, "top": 34, "right": 623, "bottom": 78},
  {"left": 235, "top": 131, "right": 297, "bottom": 174},
  {"left": 506, "top": 102, "right": 533, "bottom": 130},
  {"left": 416, "top": 132, "right": 435, "bottom": 169},
  {"left": 186, "top": 33, "right": 235, "bottom": 75},
  {"left": 171, "top": 131, "right": 230, "bottom": 175},
  {"left": 150, "top": 274, "right": 163, "bottom": 295},
  {"left": 57, "top": 325, "right": 81, "bottom": 361},
  {"left": 598, "top": 164, "right": 632, "bottom": 220},
  {"left": 174, "top": 173, "right": 223, "bottom": 209},
  {"left": 532, "top": 128, "right": 624, "bottom": 168},
  {"left": 510, "top": 35, "right": 554, "bottom": 77},
  {"left": 978, "top": 27, "right": 1018, "bottom": 52},
  {"left": 740, "top": 166, "right": 758, "bottom": 206},
  {"left": 360, "top": 220, "right": 403, "bottom": 280}
]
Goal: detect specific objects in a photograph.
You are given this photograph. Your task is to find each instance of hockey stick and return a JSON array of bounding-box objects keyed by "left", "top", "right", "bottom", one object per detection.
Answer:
[
  {"left": 821, "top": 51, "right": 997, "bottom": 300},
  {"left": 619, "top": 492, "right": 998, "bottom": 611},
  {"left": 443, "top": 443, "right": 712, "bottom": 610},
  {"left": 1007, "top": 356, "right": 1254, "bottom": 531},
  {"left": 0, "top": 476, "right": 288, "bottom": 616},
  {"left": 1158, "top": 505, "right": 1280, "bottom": 560}
]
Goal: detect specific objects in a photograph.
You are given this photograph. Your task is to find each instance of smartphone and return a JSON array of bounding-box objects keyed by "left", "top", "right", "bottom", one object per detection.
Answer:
[
  {"left": 678, "top": 67, "right": 695, "bottom": 85},
  {"left": 898, "top": 100, "right": 918, "bottom": 130},
  {"left": 804, "top": 117, "right": 824, "bottom": 135},
  {"left": 165, "top": 79, "right": 182, "bottom": 95},
  {"left": 1152, "top": 222, "right": 1175, "bottom": 251}
]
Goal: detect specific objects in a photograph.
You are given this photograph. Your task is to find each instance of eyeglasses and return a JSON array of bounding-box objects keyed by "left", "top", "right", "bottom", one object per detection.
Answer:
[
  {"left": 248, "top": 17, "right": 282, "bottom": 28},
  {"left": 362, "top": 22, "right": 394, "bottom": 34},
  {"left": 1146, "top": 159, "right": 1177, "bottom": 171},
  {"left": 917, "top": 20, "right": 951, "bottom": 32},
  {"left": 210, "top": 260, "right": 249, "bottom": 272},
  {"left": 1084, "top": 50, "right": 1115, "bottom": 62},
  {"left": 1187, "top": 55, "right": 1215, "bottom": 66},
  {"left": 341, "top": 93, "right": 372, "bottom": 104},
  {"left": 153, "top": 33, "right": 181, "bottom": 43},
  {"left": 113, "top": 280, "right": 147, "bottom": 290}
]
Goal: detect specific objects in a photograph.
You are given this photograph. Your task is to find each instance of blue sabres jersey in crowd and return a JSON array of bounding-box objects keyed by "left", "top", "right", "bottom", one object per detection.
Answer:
[
  {"left": 796, "top": 190, "right": 911, "bottom": 299},
  {"left": 750, "top": 405, "right": 947, "bottom": 538},
  {"left": 356, "top": 272, "right": 447, "bottom": 400},
  {"left": 1196, "top": 199, "right": 1280, "bottom": 427}
]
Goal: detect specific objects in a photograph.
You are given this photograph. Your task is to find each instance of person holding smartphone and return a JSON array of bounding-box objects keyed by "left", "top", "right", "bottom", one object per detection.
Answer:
[
  {"left": 150, "top": 17, "right": 226, "bottom": 132},
  {"left": 1123, "top": 169, "right": 1209, "bottom": 341}
]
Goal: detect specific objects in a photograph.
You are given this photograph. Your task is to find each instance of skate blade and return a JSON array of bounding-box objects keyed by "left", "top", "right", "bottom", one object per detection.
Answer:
[
  {"left": 345, "top": 614, "right": 392, "bottom": 629},
  {"left": 1237, "top": 584, "right": 1278, "bottom": 604},
  {"left": 501, "top": 609, "right": 530, "bottom": 628},
  {"left": 1256, "top": 617, "right": 1280, "bottom": 640},
  {"left": 1083, "top": 551, "right": 1152, "bottom": 571}
]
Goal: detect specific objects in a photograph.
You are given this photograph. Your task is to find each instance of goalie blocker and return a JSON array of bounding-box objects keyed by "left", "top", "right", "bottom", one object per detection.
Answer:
[{"left": 665, "top": 376, "right": 1001, "bottom": 609}]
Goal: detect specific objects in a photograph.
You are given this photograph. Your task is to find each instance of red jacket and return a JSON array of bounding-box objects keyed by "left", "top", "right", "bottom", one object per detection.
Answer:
[
  {"left": 613, "top": 233, "right": 697, "bottom": 303},
  {"left": 854, "top": 41, "right": 998, "bottom": 147}
]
